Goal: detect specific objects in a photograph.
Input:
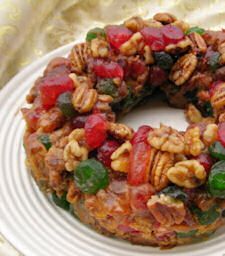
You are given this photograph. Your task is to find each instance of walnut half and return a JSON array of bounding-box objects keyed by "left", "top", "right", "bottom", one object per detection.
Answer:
[
  {"left": 108, "top": 122, "right": 133, "bottom": 141},
  {"left": 111, "top": 141, "right": 132, "bottom": 173},
  {"left": 184, "top": 126, "right": 204, "bottom": 156},
  {"left": 63, "top": 129, "right": 89, "bottom": 171},
  {"left": 167, "top": 160, "right": 206, "bottom": 188},
  {"left": 147, "top": 124, "right": 185, "bottom": 154}
]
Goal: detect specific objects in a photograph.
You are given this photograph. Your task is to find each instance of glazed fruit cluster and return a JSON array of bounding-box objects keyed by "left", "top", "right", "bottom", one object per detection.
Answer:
[{"left": 22, "top": 12, "right": 225, "bottom": 248}]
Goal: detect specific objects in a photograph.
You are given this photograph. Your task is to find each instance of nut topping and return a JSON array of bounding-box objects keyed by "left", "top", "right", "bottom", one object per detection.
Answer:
[
  {"left": 167, "top": 160, "right": 207, "bottom": 188},
  {"left": 90, "top": 38, "right": 109, "bottom": 58},
  {"left": 189, "top": 32, "right": 207, "bottom": 53},
  {"left": 147, "top": 194, "right": 186, "bottom": 226},
  {"left": 63, "top": 129, "right": 89, "bottom": 171},
  {"left": 203, "top": 124, "right": 218, "bottom": 146},
  {"left": 148, "top": 124, "right": 185, "bottom": 154},
  {"left": 108, "top": 122, "right": 133, "bottom": 140},
  {"left": 72, "top": 84, "right": 98, "bottom": 113},
  {"left": 119, "top": 32, "right": 144, "bottom": 56},
  {"left": 184, "top": 127, "right": 204, "bottom": 156},
  {"left": 169, "top": 53, "right": 197, "bottom": 86},
  {"left": 69, "top": 43, "right": 90, "bottom": 74},
  {"left": 153, "top": 13, "right": 177, "bottom": 24},
  {"left": 211, "top": 82, "right": 225, "bottom": 116},
  {"left": 149, "top": 149, "right": 175, "bottom": 191},
  {"left": 111, "top": 141, "right": 132, "bottom": 173},
  {"left": 124, "top": 16, "right": 145, "bottom": 32}
]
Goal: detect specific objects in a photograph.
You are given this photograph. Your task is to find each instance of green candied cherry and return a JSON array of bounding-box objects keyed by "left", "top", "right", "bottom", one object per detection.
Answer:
[
  {"left": 154, "top": 51, "right": 173, "bottom": 70},
  {"left": 74, "top": 159, "right": 109, "bottom": 194},
  {"left": 96, "top": 79, "right": 119, "bottom": 98},
  {"left": 208, "top": 52, "right": 220, "bottom": 72},
  {"left": 159, "top": 185, "right": 188, "bottom": 202},
  {"left": 208, "top": 160, "right": 225, "bottom": 198},
  {"left": 176, "top": 229, "right": 198, "bottom": 238},
  {"left": 56, "top": 91, "right": 76, "bottom": 118},
  {"left": 38, "top": 134, "right": 52, "bottom": 150},
  {"left": 185, "top": 26, "right": 205, "bottom": 35},
  {"left": 191, "top": 205, "right": 220, "bottom": 225},
  {"left": 209, "top": 141, "right": 225, "bottom": 160},
  {"left": 52, "top": 191, "right": 70, "bottom": 210},
  {"left": 201, "top": 101, "right": 214, "bottom": 117},
  {"left": 86, "top": 27, "right": 106, "bottom": 42}
]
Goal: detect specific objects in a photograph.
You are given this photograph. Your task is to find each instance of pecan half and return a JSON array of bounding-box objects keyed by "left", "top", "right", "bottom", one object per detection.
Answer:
[
  {"left": 124, "top": 16, "right": 145, "bottom": 32},
  {"left": 149, "top": 149, "right": 175, "bottom": 191},
  {"left": 147, "top": 194, "right": 186, "bottom": 226},
  {"left": 153, "top": 12, "right": 177, "bottom": 24},
  {"left": 211, "top": 82, "right": 225, "bottom": 115},
  {"left": 169, "top": 53, "right": 197, "bottom": 86},
  {"left": 167, "top": 160, "right": 206, "bottom": 188},
  {"left": 72, "top": 84, "right": 98, "bottom": 113},
  {"left": 165, "top": 37, "right": 192, "bottom": 54},
  {"left": 189, "top": 32, "right": 207, "bottom": 53},
  {"left": 148, "top": 124, "right": 185, "bottom": 154},
  {"left": 69, "top": 43, "right": 90, "bottom": 74}
]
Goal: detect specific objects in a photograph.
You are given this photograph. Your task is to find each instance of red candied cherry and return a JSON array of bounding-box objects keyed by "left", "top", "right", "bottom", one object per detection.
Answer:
[
  {"left": 39, "top": 75, "right": 74, "bottom": 109},
  {"left": 97, "top": 140, "right": 120, "bottom": 167},
  {"left": 161, "top": 24, "right": 184, "bottom": 45},
  {"left": 196, "top": 153, "right": 213, "bottom": 173},
  {"left": 84, "top": 114, "right": 107, "bottom": 149},
  {"left": 128, "top": 125, "right": 153, "bottom": 185},
  {"left": 218, "top": 122, "right": 225, "bottom": 147},
  {"left": 93, "top": 59, "right": 124, "bottom": 80},
  {"left": 140, "top": 27, "right": 165, "bottom": 51},
  {"left": 149, "top": 66, "right": 168, "bottom": 87},
  {"left": 105, "top": 25, "right": 132, "bottom": 49},
  {"left": 131, "top": 125, "right": 153, "bottom": 144},
  {"left": 72, "top": 115, "right": 88, "bottom": 129},
  {"left": 129, "top": 59, "right": 147, "bottom": 79},
  {"left": 209, "top": 81, "right": 224, "bottom": 96},
  {"left": 128, "top": 142, "right": 151, "bottom": 185}
]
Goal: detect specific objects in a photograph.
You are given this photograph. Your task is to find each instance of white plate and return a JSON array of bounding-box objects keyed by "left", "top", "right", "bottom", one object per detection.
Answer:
[{"left": 0, "top": 42, "right": 225, "bottom": 256}]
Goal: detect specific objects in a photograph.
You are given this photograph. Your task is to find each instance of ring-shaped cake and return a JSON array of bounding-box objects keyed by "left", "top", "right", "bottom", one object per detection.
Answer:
[{"left": 22, "top": 13, "right": 225, "bottom": 248}]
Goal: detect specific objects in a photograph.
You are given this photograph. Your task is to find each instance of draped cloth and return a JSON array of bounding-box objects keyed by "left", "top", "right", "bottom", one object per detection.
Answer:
[
  {"left": 0, "top": 0, "right": 225, "bottom": 88},
  {"left": 0, "top": 0, "right": 225, "bottom": 255}
]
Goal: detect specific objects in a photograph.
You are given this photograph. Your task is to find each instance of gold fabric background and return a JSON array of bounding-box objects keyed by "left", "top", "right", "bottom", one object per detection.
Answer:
[
  {"left": 0, "top": 0, "right": 225, "bottom": 255},
  {"left": 0, "top": 0, "right": 225, "bottom": 89}
]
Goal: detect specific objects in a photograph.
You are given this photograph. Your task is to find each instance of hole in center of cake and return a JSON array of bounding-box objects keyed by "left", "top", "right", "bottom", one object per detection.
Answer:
[{"left": 119, "top": 93, "right": 188, "bottom": 131}]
